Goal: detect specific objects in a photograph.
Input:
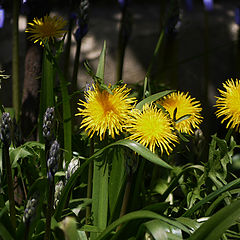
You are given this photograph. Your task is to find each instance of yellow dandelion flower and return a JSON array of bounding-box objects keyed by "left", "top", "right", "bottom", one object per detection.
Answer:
[
  {"left": 25, "top": 15, "right": 67, "bottom": 45},
  {"left": 158, "top": 92, "right": 203, "bottom": 134},
  {"left": 76, "top": 84, "right": 136, "bottom": 140},
  {"left": 126, "top": 104, "right": 178, "bottom": 154},
  {"left": 215, "top": 78, "right": 240, "bottom": 130}
]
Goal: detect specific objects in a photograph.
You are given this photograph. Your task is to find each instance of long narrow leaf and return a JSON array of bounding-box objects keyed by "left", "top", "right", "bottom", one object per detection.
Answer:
[
  {"left": 182, "top": 178, "right": 240, "bottom": 217},
  {"left": 136, "top": 90, "right": 175, "bottom": 110},
  {"left": 188, "top": 199, "right": 240, "bottom": 240},
  {"left": 95, "top": 210, "right": 190, "bottom": 240}
]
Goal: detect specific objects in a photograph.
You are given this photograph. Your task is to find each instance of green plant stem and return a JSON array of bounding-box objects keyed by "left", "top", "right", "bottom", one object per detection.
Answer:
[
  {"left": 64, "top": 17, "right": 74, "bottom": 80},
  {"left": 3, "top": 145, "right": 16, "bottom": 228},
  {"left": 44, "top": 177, "right": 55, "bottom": 240},
  {"left": 86, "top": 138, "right": 94, "bottom": 225},
  {"left": 225, "top": 128, "right": 233, "bottom": 144},
  {"left": 143, "top": 30, "right": 164, "bottom": 99},
  {"left": 45, "top": 46, "right": 72, "bottom": 163},
  {"left": 12, "top": 0, "right": 20, "bottom": 120},
  {"left": 116, "top": 172, "right": 133, "bottom": 231},
  {"left": 39, "top": 49, "right": 55, "bottom": 143},
  {"left": 72, "top": 40, "right": 82, "bottom": 91},
  {"left": 116, "top": 3, "right": 129, "bottom": 83}
]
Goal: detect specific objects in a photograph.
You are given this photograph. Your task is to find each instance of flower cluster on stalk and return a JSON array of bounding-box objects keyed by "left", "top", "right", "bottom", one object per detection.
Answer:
[{"left": 76, "top": 83, "right": 203, "bottom": 155}]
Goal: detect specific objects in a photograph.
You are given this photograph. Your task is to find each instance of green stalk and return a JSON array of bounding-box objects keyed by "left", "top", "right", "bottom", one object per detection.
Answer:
[
  {"left": 39, "top": 48, "right": 55, "bottom": 143},
  {"left": 72, "top": 40, "right": 82, "bottom": 91},
  {"left": 116, "top": 172, "right": 133, "bottom": 231},
  {"left": 64, "top": 17, "right": 74, "bottom": 80},
  {"left": 86, "top": 137, "right": 94, "bottom": 225},
  {"left": 12, "top": 0, "right": 20, "bottom": 120},
  {"left": 44, "top": 45, "right": 72, "bottom": 163},
  {"left": 143, "top": 30, "right": 164, "bottom": 99},
  {"left": 44, "top": 178, "right": 55, "bottom": 240},
  {"left": 58, "top": 70, "right": 72, "bottom": 164},
  {"left": 91, "top": 159, "right": 109, "bottom": 238},
  {"left": 3, "top": 145, "right": 16, "bottom": 228},
  {"left": 203, "top": 10, "right": 209, "bottom": 106}
]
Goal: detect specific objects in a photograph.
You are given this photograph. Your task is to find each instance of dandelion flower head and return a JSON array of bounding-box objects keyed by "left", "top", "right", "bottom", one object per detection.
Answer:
[
  {"left": 215, "top": 78, "right": 240, "bottom": 130},
  {"left": 25, "top": 15, "right": 67, "bottom": 45},
  {"left": 158, "top": 92, "right": 203, "bottom": 134},
  {"left": 76, "top": 83, "right": 136, "bottom": 140},
  {"left": 126, "top": 103, "right": 178, "bottom": 154}
]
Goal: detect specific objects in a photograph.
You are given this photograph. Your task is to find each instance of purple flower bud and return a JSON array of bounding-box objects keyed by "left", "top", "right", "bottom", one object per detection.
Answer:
[
  {"left": 74, "top": 24, "right": 88, "bottom": 42},
  {"left": 0, "top": 6, "right": 5, "bottom": 28},
  {"left": 203, "top": 0, "right": 214, "bottom": 11},
  {"left": 235, "top": 7, "right": 240, "bottom": 25}
]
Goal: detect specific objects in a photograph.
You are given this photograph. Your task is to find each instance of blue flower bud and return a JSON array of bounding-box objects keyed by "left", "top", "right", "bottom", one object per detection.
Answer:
[
  {"left": 236, "top": 7, "right": 240, "bottom": 26},
  {"left": 0, "top": 6, "right": 5, "bottom": 28},
  {"left": 203, "top": 0, "right": 214, "bottom": 11},
  {"left": 74, "top": 24, "right": 88, "bottom": 42}
]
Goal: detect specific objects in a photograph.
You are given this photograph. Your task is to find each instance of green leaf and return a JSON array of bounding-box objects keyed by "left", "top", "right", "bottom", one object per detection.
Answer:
[
  {"left": 161, "top": 165, "right": 204, "bottom": 201},
  {"left": 137, "top": 219, "right": 183, "bottom": 240},
  {"left": 91, "top": 158, "right": 109, "bottom": 238},
  {"left": 182, "top": 178, "right": 240, "bottom": 217},
  {"left": 59, "top": 217, "right": 79, "bottom": 240},
  {"left": 136, "top": 90, "right": 174, "bottom": 110},
  {"left": 188, "top": 200, "right": 240, "bottom": 240},
  {"left": 109, "top": 148, "right": 126, "bottom": 222},
  {"left": 95, "top": 210, "right": 190, "bottom": 240},
  {"left": 107, "top": 139, "right": 172, "bottom": 169},
  {"left": 55, "top": 139, "right": 172, "bottom": 221},
  {"left": 9, "top": 141, "right": 44, "bottom": 168},
  {"left": 0, "top": 222, "right": 14, "bottom": 240},
  {"left": 96, "top": 40, "right": 106, "bottom": 80}
]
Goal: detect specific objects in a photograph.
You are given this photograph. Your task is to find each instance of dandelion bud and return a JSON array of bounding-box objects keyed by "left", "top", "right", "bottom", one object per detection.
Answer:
[
  {"left": 54, "top": 180, "right": 64, "bottom": 208},
  {"left": 23, "top": 194, "right": 38, "bottom": 223},
  {"left": 47, "top": 140, "right": 60, "bottom": 176},
  {"left": 43, "top": 107, "right": 55, "bottom": 141},
  {"left": 66, "top": 157, "right": 80, "bottom": 181},
  {"left": 0, "top": 112, "right": 12, "bottom": 146}
]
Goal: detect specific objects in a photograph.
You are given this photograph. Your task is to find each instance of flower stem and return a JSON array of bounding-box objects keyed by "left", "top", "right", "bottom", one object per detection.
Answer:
[
  {"left": 44, "top": 177, "right": 55, "bottom": 240},
  {"left": 116, "top": 172, "right": 133, "bottom": 231},
  {"left": 225, "top": 128, "right": 233, "bottom": 143},
  {"left": 3, "top": 145, "right": 16, "bottom": 228},
  {"left": 12, "top": 0, "right": 20, "bottom": 120},
  {"left": 86, "top": 138, "right": 94, "bottom": 225},
  {"left": 72, "top": 40, "right": 82, "bottom": 92}
]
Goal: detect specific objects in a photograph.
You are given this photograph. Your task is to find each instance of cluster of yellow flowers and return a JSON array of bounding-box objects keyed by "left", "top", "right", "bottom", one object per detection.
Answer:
[
  {"left": 25, "top": 15, "right": 240, "bottom": 155},
  {"left": 77, "top": 78, "right": 240, "bottom": 155},
  {"left": 76, "top": 83, "right": 203, "bottom": 155}
]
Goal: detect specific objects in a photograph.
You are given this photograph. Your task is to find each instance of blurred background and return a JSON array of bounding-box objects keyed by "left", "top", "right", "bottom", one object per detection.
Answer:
[{"left": 0, "top": 0, "right": 240, "bottom": 139}]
